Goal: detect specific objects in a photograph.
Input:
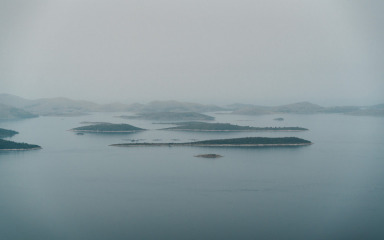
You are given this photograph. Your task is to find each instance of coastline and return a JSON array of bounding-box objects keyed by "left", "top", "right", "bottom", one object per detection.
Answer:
[
  {"left": 69, "top": 130, "right": 143, "bottom": 133},
  {"left": 163, "top": 129, "right": 307, "bottom": 132},
  {"left": 0, "top": 147, "right": 42, "bottom": 151}
]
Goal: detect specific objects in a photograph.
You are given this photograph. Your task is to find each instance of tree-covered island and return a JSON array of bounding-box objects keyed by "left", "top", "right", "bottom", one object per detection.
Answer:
[
  {"left": 70, "top": 123, "right": 145, "bottom": 132},
  {"left": 0, "top": 139, "right": 41, "bottom": 150},
  {"left": 0, "top": 127, "right": 41, "bottom": 150},
  {"left": 160, "top": 122, "right": 307, "bottom": 131},
  {"left": 110, "top": 137, "right": 312, "bottom": 147},
  {"left": 0, "top": 128, "right": 19, "bottom": 138}
]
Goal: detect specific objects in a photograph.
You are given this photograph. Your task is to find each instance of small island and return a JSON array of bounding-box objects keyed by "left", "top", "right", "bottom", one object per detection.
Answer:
[
  {"left": 195, "top": 154, "right": 223, "bottom": 158},
  {"left": 110, "top": 137, "right": 312, "bottom": 147},
  {"left": 0, "top": 128, "right": 19, "bottom": 138},
  {"left": 70, "top": 123, "right": 145, "bottom": 133},
  {"left": 0, "top": 139, "right": 41, "bottom": 150},
  {"left": 160, "top": 122, "right": 307, "bottom": 131},
  {"left": 118, "top": 112, "right": 214, "bottom": 121},
  {"left": 274, "top": 118, "right": 284, "bottom": 121}
]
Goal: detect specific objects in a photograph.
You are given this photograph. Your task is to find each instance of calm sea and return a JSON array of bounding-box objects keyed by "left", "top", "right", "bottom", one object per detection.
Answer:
[{"left": 1, "top": 113, "right": 383, "bottom": 240}]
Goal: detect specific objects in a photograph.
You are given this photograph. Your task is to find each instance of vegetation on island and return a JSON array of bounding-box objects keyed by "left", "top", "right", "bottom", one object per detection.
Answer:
[
  {"left": 195, "top": 154, "right": 223, "bottom": 158},
  {"left": 118, "top": 112, "right": 214, "bottom": 121},
  {"left": 71, "top": 123, "right": 145, "bottom": 132},
  {"left": 111, "top": 137, "right": 312, "bottom": 147},
  {"left": 0, "top": 139, "right": 41, "bottom": 150},
  {"left": 0, "top": 127, "right": 41, "bottom": 150},
  {"left": 0, "top": 128, "right": 19, "bottom": 138},
  {"left": 161, "top": 122, "right": 307, "bottom": 131}
]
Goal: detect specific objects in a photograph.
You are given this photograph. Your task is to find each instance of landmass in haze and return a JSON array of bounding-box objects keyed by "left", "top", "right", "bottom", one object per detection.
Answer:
[{"left": 0, "top": 93, "right": 383, "bottom": 119}]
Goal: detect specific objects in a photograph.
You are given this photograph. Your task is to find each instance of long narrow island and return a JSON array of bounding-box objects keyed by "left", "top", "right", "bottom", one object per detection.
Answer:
[
  {"left": 110, "top": 137, "right": 312, "bottom": 147},
  {"left": 0, "top": 139, "right": 41, "bottom": 150},
  {"left": 161, "top": 122, "right": 307, "bottom": 132},
  {"left": 0, "top": 127, "right": 41, "bottom": 150},
  {"left": 70, "top": 123, "right": 145, "bottom": 133}
]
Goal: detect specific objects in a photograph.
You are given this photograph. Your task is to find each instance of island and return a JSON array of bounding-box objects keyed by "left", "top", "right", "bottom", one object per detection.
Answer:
[
  {"left": 118, "top": 112, "right": 214, "bottom": 121},
  {"left": 274, "top": 118, "right": 284, "bottom": 121},
  {"left": 0, "top": 139, "right": 41, "bottom": 150},
  {"left": 110, "top": 137, "right": 312, "bottom": 147},
  {"left": 160, "top": 122, "right": 307, "bottom": 131},
  {"left": 195, "top": 154, "right": 223, "bottom": 158},
  {"left": 70, "top": 123, "right": 145, "bottom": 133},
  {"left": 0, "top": 128, "right": 19, "bottom": 138}
]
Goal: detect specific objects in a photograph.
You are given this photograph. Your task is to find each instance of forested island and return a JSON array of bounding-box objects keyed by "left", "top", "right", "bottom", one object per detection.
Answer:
[
  {"left": 110, "top": 137, "right": 312, "bottom": 147},
  {"left": 70, "top": 123, "right": 145, "bottom": 132},
  {"left": 118, "top": 112, "right": 214, "bottom": 121},
  {"left": 195, "top": 154, "right": 223, "bottom": 158},
  {"left": 0, "top": 128, "right": 19, "bottom": 138},
  {"left": 161, "top": 122, "right": 307, "bottom": 131},
  {"left": 0, "top": 139, "right": 41, "bottom": 150}
]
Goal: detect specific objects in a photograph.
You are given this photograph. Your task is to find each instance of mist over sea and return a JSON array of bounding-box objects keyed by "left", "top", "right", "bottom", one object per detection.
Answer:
[{"left": 1, "top": 113, "right": 384, "bottom": 239}]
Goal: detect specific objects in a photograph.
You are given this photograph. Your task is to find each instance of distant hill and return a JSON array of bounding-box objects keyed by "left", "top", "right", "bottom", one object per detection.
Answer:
[
  {"left": 0, "top": 94, "right": 223, "bottom": 116},
  {"left": 0, "top": 94, "right": 99, "bottom": 116},
  {"left": 119, "top": 112, "right": 215, "bottom": 121},
  {"left": 0, "top": 103, "right": 38, "bottom": 120},
  {"left": 130, "top": 100, "right": 224, "bottom": 113},
  {"left": 1, "top": 93, "right": 383, "bottom": 117},
  {"left": 24, "top": 97, "right": 100, "bottom": 116},
  {"left": 231, "top": 106, "right": 271, "bottom": 115},
  {"left": 232, "top": 102, "right": 329, "bottom": 115},
  {"left": 70, "top": 123, "right": 145, "bottom": 132},
  {"left": 0, "top": 94, "right": 31, "bottom": 108},
  {"left": 161, "top": 122, "right": 307, "bottom": 131},
  {"left": 272, "top": 102, "right": 324, "bottom": 113},
  {"left": 346, "top": 106, "right": 384, "bottom": 116},
  {"left": 321, "top": 106, "right": 361, "bottom": 113}
]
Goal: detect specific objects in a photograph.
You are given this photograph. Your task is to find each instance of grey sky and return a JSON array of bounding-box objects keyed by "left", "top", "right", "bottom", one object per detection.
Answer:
[{"left": 1, "top": 0, "right": 383, "bottom": 105}]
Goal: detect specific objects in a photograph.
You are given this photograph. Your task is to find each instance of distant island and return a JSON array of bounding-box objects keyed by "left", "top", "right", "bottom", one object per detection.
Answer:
[
  {"left": 70, "top": 123, "right": 145, "bottom": 132},
  {"left": 0, "top": 128, "right": 19, "bottom": 138},
  {"left": 0, "top": 139, "right": 41, "bottom": 150},
  {"left": 110, "top": 137, "right": 312, "bottom": 147},
  {"left": 195, "top": 154, "right": 223, "bottom": 158},
  {"left": 161, "top": 122, "right": 307, "bottom": 132},
  {"left": 118, "top": 112, "right": 214, "bottom": 121},
  {"left": 274, "top": 118, "right": 284, "bottom": 121}
]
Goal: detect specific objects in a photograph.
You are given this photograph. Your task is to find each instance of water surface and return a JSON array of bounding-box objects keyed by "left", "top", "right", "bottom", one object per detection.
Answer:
[{"left": 0, "top": 113, "right": 383, "bottom": 239}]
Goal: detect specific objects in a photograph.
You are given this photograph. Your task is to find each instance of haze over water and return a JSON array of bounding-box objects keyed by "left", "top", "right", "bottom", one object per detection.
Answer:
[
  {"left": 1, "top": 113, "right": 383, "bottom": 239},
  {"left": 1, "top": 1, "right": 384, "bottom": 239}
]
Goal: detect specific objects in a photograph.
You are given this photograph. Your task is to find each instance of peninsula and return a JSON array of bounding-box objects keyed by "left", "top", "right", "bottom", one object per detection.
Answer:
[
  {"left": 0, "top": 139, "right": 41, "bottom": 150},
  {"left": 161, "top": 122, "right": 307, "bottom": 131},
  {"left": 70, "top": 123, "right": 145, "bottom": 133},
  {"left": 110, "top": 137, "right": 312, "bottom": 147}
]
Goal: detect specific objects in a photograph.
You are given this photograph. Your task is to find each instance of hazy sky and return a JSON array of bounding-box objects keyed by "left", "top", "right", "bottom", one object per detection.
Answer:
[{"left": 1, "top": 0, "right": 383, "bottom": 105}]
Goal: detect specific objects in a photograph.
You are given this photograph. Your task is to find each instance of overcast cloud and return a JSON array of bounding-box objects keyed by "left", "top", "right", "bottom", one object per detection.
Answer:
[{"left": 1, "top": 0, "right": 383, "bottom": 105}]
